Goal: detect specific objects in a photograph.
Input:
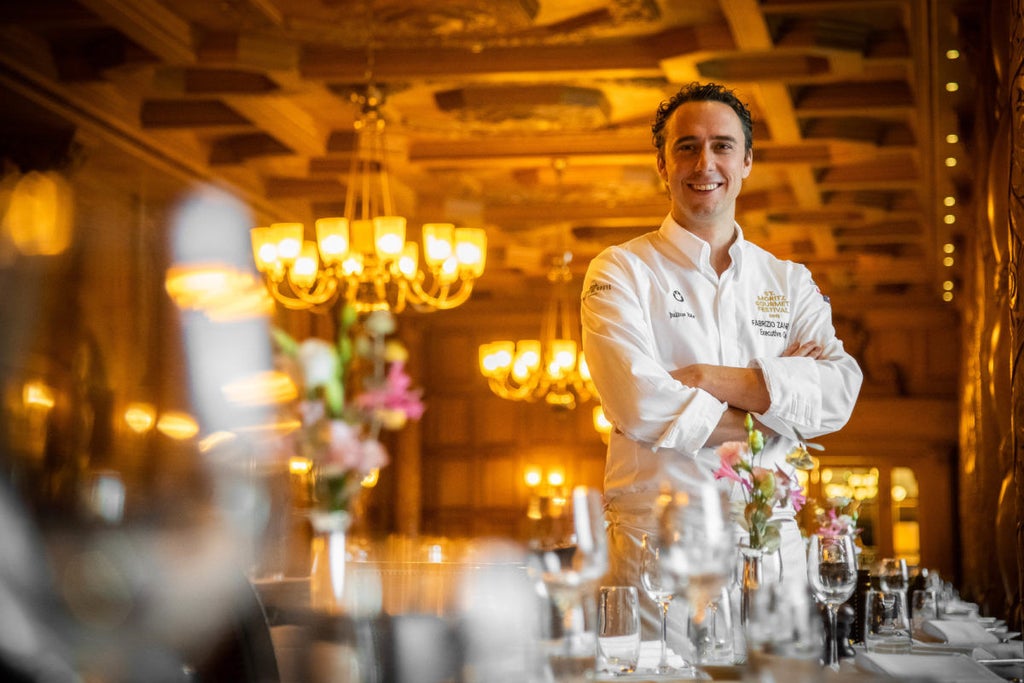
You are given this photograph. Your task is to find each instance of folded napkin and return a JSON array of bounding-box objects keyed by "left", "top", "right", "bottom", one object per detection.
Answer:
[
  {"left": 922, "top": 619, "right": 999, "bottom": 644},
  {"left": 973, "top": 642, "right": 1024, "bottom": 660},
  {"left": 855, "top": 651, "right": 1004, "bottom": 682},
  {"left": 636, "top": 640, "right": 688, "bottom": 671}
]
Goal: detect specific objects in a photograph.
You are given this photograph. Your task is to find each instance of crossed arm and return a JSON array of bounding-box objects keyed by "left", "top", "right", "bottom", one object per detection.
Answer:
[{"left": 670, "top": 340, "right": 825, "bottom": 445}]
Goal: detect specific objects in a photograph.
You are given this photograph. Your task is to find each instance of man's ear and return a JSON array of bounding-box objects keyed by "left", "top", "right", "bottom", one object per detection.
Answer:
[
  {"left": 656, "top": 154, "right": 667, "bottom": 182},
  {"left": 742, "top": 148, "right": 753, "bottom": 178}
]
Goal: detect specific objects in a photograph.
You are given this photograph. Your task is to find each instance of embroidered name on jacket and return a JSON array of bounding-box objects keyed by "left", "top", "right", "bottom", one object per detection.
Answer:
[{"left": 582, "top": 281, "right": 611, "bottom": 300}]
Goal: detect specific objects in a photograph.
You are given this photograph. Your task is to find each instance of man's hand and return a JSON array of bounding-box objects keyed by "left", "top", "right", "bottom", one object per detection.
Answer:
[
  {"left": 672, "top": 339, "right": 826, "bottom": 421},
  {"left": 783, "top": 340, "right": 825, "bottom": 359}
]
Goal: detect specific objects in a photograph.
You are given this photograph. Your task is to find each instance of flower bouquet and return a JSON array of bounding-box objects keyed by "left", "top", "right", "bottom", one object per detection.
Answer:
[
  {"left": 274, "top": 304, "right": 424, "bottom": 515},
  {"left": 712, "top": 413, "right": 816, "bottom": 553}
]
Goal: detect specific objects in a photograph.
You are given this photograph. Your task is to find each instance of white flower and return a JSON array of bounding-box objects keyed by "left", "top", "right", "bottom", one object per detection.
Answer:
[{"left": 297, "top": 338, "right": 338, "bottom": 391}]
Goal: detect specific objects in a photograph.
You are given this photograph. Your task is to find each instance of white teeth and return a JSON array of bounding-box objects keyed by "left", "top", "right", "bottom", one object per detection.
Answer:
[{"left": 691, "top": 183, "right": 720, "bottom": 191}]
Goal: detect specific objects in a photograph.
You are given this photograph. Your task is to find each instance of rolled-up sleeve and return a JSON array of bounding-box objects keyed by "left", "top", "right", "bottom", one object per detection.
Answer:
[{"left": 581, "top": 250, "right": 727, "bottom": 454}]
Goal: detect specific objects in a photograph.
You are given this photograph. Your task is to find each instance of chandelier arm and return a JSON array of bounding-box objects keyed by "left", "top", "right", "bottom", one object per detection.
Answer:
[
  {"left": 408, "top": 279, "right": 478, "bottom": 311},
  {"left": 486, "top": 374, "right": 543, "bottom": 402},
  {"left": 264, "top": 273, "right": 339, "bottom": 310}
]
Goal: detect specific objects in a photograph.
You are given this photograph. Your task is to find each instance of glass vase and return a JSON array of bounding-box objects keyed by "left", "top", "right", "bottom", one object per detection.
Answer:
[
  {"left": 309, "top": 509, "right": 351, "bottom": 613},
  {"left": 738, "top": 545, "right": 782, "bottom": 627}
]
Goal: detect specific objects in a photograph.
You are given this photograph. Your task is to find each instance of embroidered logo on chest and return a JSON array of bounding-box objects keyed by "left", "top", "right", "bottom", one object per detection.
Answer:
[{"left": 754, "top": 290, "right": 789, "bottom": 317}]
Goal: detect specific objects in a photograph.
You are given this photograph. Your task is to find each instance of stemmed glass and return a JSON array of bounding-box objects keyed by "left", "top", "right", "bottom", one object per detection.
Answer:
[
  {"left": 527, "top": 486, "right": 609, "bottom": 681},
  {"left": 640, "top": 533, "right": 690, "bottom": 676},
  {"left": 807, "top": 533, "right": 858, "bottom": 670},
  {"left": 650, "top": 482, "right": 734, "bottom": 676},
  {"left": 878, "top": 558, "right": 909, "bottom": 593}
]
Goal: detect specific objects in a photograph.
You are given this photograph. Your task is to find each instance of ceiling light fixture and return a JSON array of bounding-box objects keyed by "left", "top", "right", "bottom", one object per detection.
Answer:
[
  {"left": 478, "top": 252, "right": 596, "bottom": 410},
  {"left": 250, "top": 85, "right": 486, "bottom": 313}
]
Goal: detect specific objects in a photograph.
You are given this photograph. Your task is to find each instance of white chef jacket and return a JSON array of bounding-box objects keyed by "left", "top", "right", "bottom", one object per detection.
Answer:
[{"left": 581, "top": 215, "right": 863, "bottom": 644}]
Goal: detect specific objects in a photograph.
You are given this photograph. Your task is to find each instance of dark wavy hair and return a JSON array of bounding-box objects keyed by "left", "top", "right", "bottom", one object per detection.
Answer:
[{"left": 651, "top": 82, "right": 753, "bottom": 156}]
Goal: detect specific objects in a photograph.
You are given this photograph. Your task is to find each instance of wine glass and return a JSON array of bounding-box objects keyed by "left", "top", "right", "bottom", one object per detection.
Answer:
[
  {"left": 640, "top": 533, "right": 690, "bottom": 676},
  {"left": 527, "top": 486, "right": 609, "bottom": 681},
  {"left": 807, "top": 533, "right": 858, "bottom": 670},
  {"left": 877, "top": 558, "right": 909, "bottom": 593},
  {"left": 648, "top": 482, "right": 734, "bottom": 675}
]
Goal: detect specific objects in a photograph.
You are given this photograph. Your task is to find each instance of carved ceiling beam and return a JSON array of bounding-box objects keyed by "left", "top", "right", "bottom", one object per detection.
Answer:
[
  {"left": 220, "top": 94, "right": 327, "bottom": 157},
  {"left": 139, "top": 99, "right": 251, "bottom": 129},
  {"left": 151, "top": 67, "right": 280, "bottom": 95},
  {"left": 299, "top": 25, "right": 731, "bottom": 80},
  {"left": 209, "top": 133, "right": 291, "bottom": 166},
  {"left": 76, "top": 0, "right": 195, "bottom": 64}
]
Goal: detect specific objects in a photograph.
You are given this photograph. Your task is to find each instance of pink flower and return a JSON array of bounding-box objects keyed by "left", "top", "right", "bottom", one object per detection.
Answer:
[
  {"left": 321, "top": 419, "right": 390, "bottom": 476},
  {"left": 355, "top": 361, "right": 425, "bottom": 423},
  {"left": 717, "top": 441, "right": 747, "bottom": 469},
  {"left": 713, "top": 461, "right": 748, "bottom": 488}
]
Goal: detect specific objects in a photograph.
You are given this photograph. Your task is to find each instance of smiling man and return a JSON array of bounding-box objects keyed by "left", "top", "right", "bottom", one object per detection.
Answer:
[{"left": 581, "top": 82, "right": 863, "bottom": 648}]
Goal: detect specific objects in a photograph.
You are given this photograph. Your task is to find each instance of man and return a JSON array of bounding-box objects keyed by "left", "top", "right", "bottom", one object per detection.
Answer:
[{"left": 580, "top": 82, "right": 863, "bottom": 644}]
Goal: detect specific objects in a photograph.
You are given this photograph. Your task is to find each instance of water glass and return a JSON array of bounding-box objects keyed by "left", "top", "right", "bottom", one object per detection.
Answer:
[
  {"left": 687, "top": 585, "right": 734, "bottom": 665},
  {"left": 911, "top": 589, "right": 938, "bottom": 636},
  {"left": 865, "top": 589, "right": 912, "bottom": 653},
  {"left": 597, "top": 586, "right": 641, "bottom": 675}
]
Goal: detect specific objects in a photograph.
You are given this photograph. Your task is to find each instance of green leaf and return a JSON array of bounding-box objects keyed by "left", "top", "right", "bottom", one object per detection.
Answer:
[
  {"left": 760, "top": 524, "right": 782, "bottom": 553},
  {"left": 271, "top": 327, "right": 299, "bottom": 356},
  {"left": 339, "top": 303, "right": 358, "bottom": 331},
  {"left": 323, "top": 377, "right": 345, "bottom": 417}
]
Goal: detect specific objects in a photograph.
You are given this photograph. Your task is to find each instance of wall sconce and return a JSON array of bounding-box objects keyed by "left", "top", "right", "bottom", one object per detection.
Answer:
[{"left": 524, "top": 464, "right": 569, "bottom": 521}]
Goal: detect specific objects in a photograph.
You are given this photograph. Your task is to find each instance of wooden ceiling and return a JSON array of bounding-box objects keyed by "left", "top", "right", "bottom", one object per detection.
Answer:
[{"left": 0, "top": 0, "right": 977, "bottom": 303}]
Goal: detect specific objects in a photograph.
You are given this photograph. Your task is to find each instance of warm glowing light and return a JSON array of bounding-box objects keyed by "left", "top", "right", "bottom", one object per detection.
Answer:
[
  {"left": 156, "top": 411, "right": 199, "bottom": 440},
  {"left": 221, "top": 371, "right": 297, "bottom": 406},
  {"left": 821, "top": 468, "right": 833, "bottom": 484},
  {"left": 945, "top": 157, "right": 957, "bottom": 167},
  {"left": 361, "top": 468, "right": 380, "bottom": 488},
  {"left": 943, "top": 242, "right": 955, "bottom": 253},
  {"left": 547, "top": 469, "right": 566, "bottom": 487},
  {"left": 891, "top": 485, "right": 908, "bottom": 502},
  {"left": 945, "top": 82, "right": 959, "bottom": 92},
  {"left": 943, "top": 280, "right": 954, "bottom": 291},
  {"left": 23, "top": 381, "right": 55, "bottom": 409},
  {"left": 3, "top": 171, "right": 74, "bottom": 256},
  {"left": 249, "top": 93, "right": 485, "bottom": 313},
  {"left": 945, "top": 133, "right": 959, "bottom": 144},
  {"left": 945, "top": 49, "right": 960, "bottom": 60},
  {"left": 524, "top": 466, "right": 543, "bottom": 488},
  {"left": 943, "top": 256, "right": 954, "bottom": 267},
  {"left": 165, "top": 263, "right": 271, "bottom": 320},
  {"left": 943, "top": 214, "right": 956, "bottom": 224},
  {"left": 290, "top": 456, "right": 313, "bottom": 475},
  {"left": 124, "top": 402, "right": 157, "bottom": 433},
  {"left": 479, "top": 254, "right": 596, "bottom": 413},
  {"left": 593, "top": 406, "right": 612, "bottom": 435},
  {"left": 942, "top": 291, "right": 954, "bottom": 302},
  {"left": 943, "top": 196, "right": 956, "bottom": 207},
  {"left": 198, "top": 431, "right": 237, "bottom": 452}
]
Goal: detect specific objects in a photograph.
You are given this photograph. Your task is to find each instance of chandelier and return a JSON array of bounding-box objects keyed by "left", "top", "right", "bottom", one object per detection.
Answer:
[
  {"left": 250, "top": 85, "right": 486, "bottom": 313},
  {"left": 478, "top": 253, "right": 596, "bottom": 410}
]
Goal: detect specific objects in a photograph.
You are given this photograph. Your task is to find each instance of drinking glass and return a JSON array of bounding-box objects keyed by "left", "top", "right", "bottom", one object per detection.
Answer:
[
  {"left": 744, "top": 581, "right": 824, "bottom": 683},
  {"left": 652, "top": 482, "right": 735, "bottom": 675},
  {"left": 687, "top": 584, "right": 734, "bottom": 666},
  {"left": 527, "top": 486, "right": 609, "bottom": 682},
  {"left": 597, "top": 586, "right": 641, "bottom": 675},
  {"left": 864, "top": 589, "right": 912, "bottom": 653},
  {"left": 640, "top": 533, "right": 687, "bottom": 676},
  {"left": 807, "top": 533, "right": 857, "bottom": 670},
  {"left": 877, "top": 558, "right": 909, "bottom": 593},
  {"left": 911, "top": 589, "right": 938, "bottom": 636}
]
